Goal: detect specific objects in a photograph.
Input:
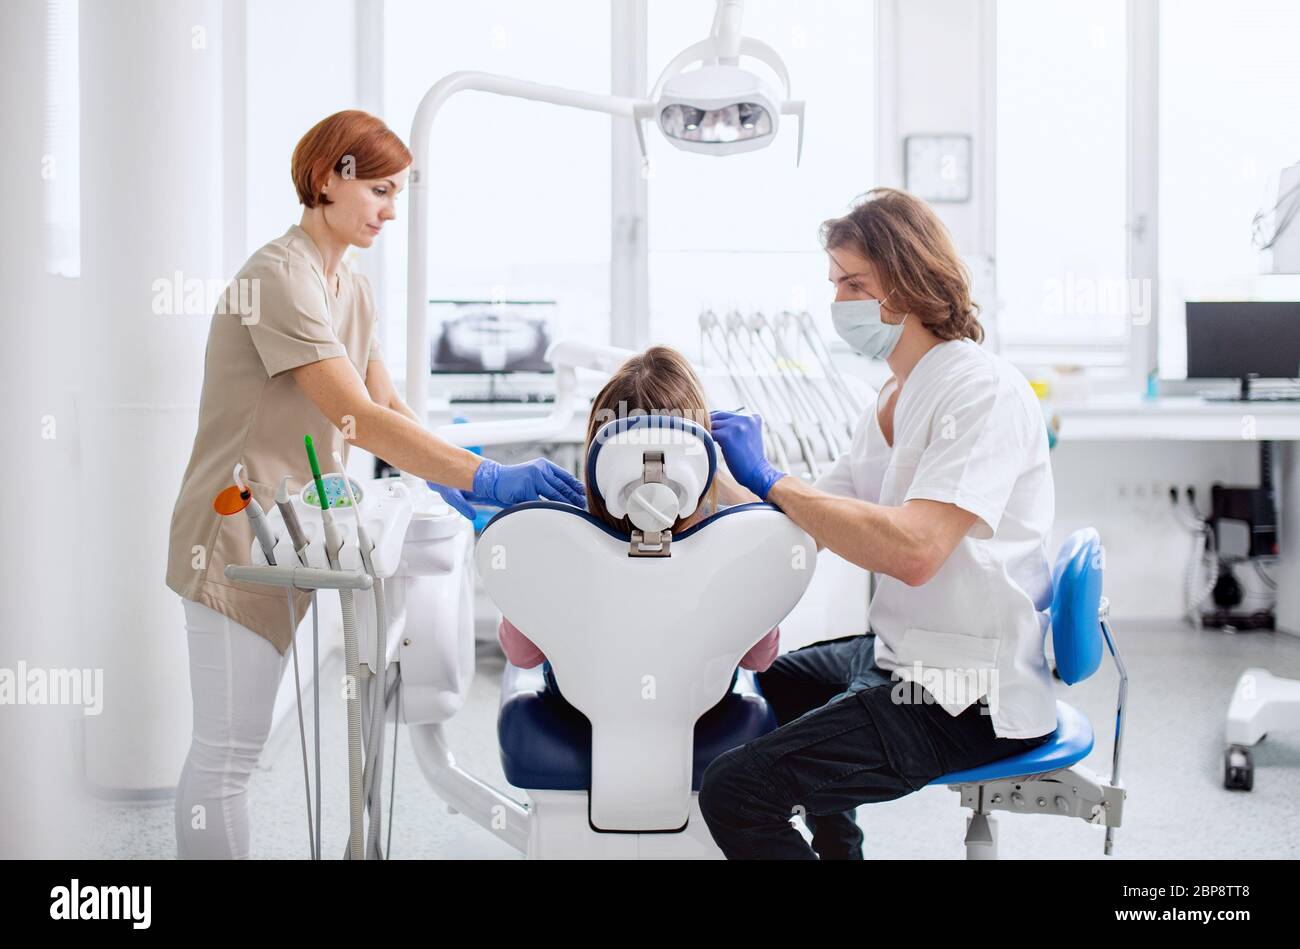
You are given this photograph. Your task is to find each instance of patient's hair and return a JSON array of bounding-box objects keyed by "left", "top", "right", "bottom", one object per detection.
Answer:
[
  {"left": 583, "top": 346, "right": 718, "bottom": 535},
  {"left": 820, "top": 187, "right": 983, "bottom": 343}
]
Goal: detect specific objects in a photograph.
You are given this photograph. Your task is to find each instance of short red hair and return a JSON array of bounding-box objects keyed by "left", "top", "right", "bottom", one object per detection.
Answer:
[{"left": 291, "top": 110, "right": 412, "bottom": 208}]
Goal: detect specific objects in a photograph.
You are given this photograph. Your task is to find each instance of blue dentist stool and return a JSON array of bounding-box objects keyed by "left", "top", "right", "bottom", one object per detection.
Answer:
[{"left": 927, "top": 527, "right": 1129, "bottom": 859}]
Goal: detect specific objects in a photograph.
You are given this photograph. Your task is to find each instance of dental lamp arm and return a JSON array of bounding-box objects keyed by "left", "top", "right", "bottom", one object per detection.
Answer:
[{"left": 406, "top": 72, "right": 641, "bottom": 429}]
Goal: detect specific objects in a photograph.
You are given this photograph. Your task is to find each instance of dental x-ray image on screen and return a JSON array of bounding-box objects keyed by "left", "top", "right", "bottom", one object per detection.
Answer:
[{"left": 429, "top": 300, "right": 554, "bottom": 373}]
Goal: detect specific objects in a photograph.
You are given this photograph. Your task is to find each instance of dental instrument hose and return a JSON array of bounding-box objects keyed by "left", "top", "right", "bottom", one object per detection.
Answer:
[
  {"left": 283, "top": 588, "right": 316, "bottom": 859},
  {"left": 213, "top": 473, "right": 315, "bottom": 858},
  {"left": 335, "top": 451, "right": 389, "bottom": 860},
  {"left": 275, "top": 474, "right": 320, "bottom": 856},
  {"left": 311, "top": 591, "right": 322, "bottom": 858},
  {"left": 306, "top": 435, "right": 365, "bottom": 859}
]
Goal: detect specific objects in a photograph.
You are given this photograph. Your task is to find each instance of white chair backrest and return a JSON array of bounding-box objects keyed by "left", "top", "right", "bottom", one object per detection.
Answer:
[{"left": 476, "top": 415, "right": 815, "bottom": 830}]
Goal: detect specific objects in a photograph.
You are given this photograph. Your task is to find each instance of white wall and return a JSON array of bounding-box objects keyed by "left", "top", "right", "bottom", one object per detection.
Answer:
[
  {"left": 245, "top": 0, "right": 359, "bottom": 256},
  {"left": 875, "top": 0, "right": 993, "bottom": 258}
]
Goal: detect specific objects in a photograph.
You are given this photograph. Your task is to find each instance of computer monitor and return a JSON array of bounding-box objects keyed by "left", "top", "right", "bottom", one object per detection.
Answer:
[{"left": 1185, "top": 301, "right": 1300, "bottom": 399}]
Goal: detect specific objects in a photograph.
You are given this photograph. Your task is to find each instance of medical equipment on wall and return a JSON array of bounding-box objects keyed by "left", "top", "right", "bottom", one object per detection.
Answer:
[
  {"left": 698, "top": 309, "right": 867, "bottom": 482},
  {"left": 1171, "top": 443, "right": 1279, "bottom": 632},
  {"left": 1252, "top": 159, "right": 1300, "bottom": 272},
  {"left": 405, "top": 0, "right": 804, "bottom": 428}
]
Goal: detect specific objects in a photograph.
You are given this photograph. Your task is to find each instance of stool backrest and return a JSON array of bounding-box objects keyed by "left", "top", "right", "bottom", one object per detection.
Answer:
[{"left": 1050, "top": 527, "right": 1104, "bottom": 685}]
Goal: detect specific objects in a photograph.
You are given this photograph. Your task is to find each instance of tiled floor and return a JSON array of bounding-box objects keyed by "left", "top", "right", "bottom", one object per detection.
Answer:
[{"left": 77, "top": 619, "right": 1300, "bottom": 859}]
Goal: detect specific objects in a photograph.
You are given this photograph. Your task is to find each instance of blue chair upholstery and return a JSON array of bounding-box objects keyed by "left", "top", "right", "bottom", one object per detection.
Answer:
[
  {"left": 1050, "top": 528, "right": 1104, "bottom": 685},
  {"left": 499, "top": 664, "right": 778, "bottom": 791},
  {"left": 927, "top": 701, "right": 1093, "bottom": 785}
]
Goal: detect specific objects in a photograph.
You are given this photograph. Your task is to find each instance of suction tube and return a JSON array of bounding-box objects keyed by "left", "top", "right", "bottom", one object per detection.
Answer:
[
  {"left": 334, "top": 450, "right": 390, "bottom": 859},
  {"left": 305, "top": 435, "right": 364, "bottom": 859}
]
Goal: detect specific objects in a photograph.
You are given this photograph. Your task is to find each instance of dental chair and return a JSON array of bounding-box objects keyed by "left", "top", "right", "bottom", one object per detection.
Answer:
[
  {"left": 479, "top": 415, "right": 816, "bottom": 858},
  {"left": 928, "top": 527, "right": 1128, "bottom": 858}
]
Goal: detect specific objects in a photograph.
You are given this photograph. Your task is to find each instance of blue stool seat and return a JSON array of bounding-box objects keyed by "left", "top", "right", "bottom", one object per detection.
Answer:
[
  {"left": 498, "top": 664, "right": 778, "bottom": 792},
  {"left": 928, "top": 701, "right": 1094, "bottom": 786}
]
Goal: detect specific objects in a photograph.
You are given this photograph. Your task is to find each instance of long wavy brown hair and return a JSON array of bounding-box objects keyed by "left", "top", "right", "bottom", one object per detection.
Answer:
[
  {"left": 583, "top": 346, "right": 718, "bottom": 535},
  {"left": 820, "top": 187, "right": 984, "bottom": 343}
]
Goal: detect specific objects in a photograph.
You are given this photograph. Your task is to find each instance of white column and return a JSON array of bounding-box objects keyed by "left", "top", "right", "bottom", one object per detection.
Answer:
[
  {"left": 78, "top": 0, "right": 226, "bottom": 793},
  {"left": 0, "top": 0, "right": 84, "bottom": 859},
  {"left": 611, "top": 0, "right": 649, "bottom": 350}
]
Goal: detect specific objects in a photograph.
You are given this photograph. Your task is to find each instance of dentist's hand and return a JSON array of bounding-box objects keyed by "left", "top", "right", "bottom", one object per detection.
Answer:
[
  {"left": 471, "top": 457, "right": 588, "bottom": 509},
  {"left": 709, "top": 411, "right": 787, "bottom": 501}
]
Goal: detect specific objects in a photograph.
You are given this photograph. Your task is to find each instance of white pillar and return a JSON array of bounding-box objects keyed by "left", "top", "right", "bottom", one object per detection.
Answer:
[
  {"left": 78, "top": 0, "right": 226, "bottom": 794},
  {"left": 611, "top": 0, "right": 649, "bottom": 350},
  {"left": 0, "top": 0, "right": 84, "bottom": 859}
]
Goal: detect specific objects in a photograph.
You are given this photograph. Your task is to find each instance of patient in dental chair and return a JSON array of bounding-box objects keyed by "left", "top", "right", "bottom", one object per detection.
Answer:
[{"left": 498, "top": 345, "right": 780, "bottom": 678}]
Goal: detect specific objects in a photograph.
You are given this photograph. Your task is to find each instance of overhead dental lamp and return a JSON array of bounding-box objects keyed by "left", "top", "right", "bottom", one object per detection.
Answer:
[
  {"left": 635, "top": 0, "right": 804, "bottom": 160},
  {"left": 406, "top": 0, "right": 804, "bottom": 429}
]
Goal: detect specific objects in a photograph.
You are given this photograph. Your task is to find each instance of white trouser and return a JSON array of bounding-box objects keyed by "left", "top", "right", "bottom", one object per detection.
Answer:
[{"left": 175, "top": 598, "right": 290, "bottom": 859}]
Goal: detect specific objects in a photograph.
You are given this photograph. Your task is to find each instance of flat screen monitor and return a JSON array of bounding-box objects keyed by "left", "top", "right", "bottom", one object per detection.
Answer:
[{"left": 1185, "top": 301, "right": 1300, "bottom": 381}]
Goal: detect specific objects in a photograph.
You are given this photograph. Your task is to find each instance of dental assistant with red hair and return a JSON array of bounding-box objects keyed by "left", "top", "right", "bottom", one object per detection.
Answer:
[{"left": 165, "top": 110, "right": 582, "bottom": 858}]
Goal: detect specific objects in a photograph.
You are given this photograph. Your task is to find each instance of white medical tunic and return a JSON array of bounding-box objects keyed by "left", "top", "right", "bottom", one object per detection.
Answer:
[{"left": 814, "top": 339, "right": 1057, "bottom": 739}]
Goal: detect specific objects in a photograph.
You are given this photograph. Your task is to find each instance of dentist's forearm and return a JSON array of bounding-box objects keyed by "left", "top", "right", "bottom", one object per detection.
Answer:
[
  {"left": 767, "top": 475, "right": 927, "bottom": 582},
  {"left": 350, "top": 402, "right": 482, "bottom": 490}
]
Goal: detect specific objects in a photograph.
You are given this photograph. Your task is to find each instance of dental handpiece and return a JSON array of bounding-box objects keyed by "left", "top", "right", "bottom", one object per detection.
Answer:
[
  {"left": 333, "top": 451, "right": 373, "bottom": 562},
  {"left": 276, "top": 475, "right": 311, "bottom": 565},
  {"left": 304, "top": 435, "right": 344, "bottom": 569},
  {"left": 235, "top": 464, "right": 279, "bottom": 566}
]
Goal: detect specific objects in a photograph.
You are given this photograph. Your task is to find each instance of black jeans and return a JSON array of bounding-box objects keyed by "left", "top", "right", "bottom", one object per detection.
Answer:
[{"left": 698, "top": 633, "right": 1053, "bottom": 860}]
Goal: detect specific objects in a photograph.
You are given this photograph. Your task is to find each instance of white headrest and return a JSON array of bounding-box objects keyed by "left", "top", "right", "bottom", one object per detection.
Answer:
[{"left": 586, "top": 415, "right": 716, "bottom": 533}]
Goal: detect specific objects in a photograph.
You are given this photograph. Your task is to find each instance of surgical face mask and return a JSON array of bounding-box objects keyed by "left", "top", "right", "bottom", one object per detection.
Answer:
[{"left": 830, "top": 298, "right": 908, "bottom": 359}]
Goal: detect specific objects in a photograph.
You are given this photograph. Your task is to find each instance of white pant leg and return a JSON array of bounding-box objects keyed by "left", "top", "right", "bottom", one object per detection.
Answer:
[{"left": 175, "top": 598, "right": 289, "bottom": 859}]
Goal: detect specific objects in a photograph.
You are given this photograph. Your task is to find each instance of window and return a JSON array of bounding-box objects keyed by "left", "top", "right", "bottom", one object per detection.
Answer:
[
  {"left": 381, "top": 0, "right": 612, "bottom": 377},
  {"left": 43, "top": 0, "right": 79, "bottom": 278},
  {"left": 1158, "top": 0, "right": 1300, "bottom": 379},
  {"left": 995, "top": 0, "right": 1130, "bottom": 378}
]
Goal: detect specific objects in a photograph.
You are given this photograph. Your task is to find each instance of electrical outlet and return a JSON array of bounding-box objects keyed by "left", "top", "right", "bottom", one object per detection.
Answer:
[{"left": 1113, "top": 478, "right": 1169, "bottom": 515}]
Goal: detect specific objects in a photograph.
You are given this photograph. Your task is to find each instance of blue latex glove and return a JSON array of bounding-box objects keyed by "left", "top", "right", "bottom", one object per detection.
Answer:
[
  {"left": 709, "top": 410, "right": 787, "bottom": 501},
  {"left": 471, "top": 457, "right": 587, "bottom": 509},
  {"left": 425, "top": 481, "right": 484, "bottom": 520}
]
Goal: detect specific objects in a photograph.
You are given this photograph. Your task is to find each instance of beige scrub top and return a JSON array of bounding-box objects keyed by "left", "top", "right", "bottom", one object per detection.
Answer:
[{"left": 166, "top": 224, "right": 380, "bottom": 654}]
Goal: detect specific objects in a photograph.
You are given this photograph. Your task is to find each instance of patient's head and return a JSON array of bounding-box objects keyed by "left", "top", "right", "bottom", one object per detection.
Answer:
[{"left": 583, "top": 345, "right": 718, "bottom": 535}]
